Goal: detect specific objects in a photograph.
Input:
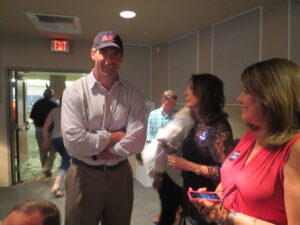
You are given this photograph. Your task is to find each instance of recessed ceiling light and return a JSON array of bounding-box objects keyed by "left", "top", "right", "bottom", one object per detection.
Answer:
[{"left": 120, "top": 10, "right": 136, "bottom": 19}]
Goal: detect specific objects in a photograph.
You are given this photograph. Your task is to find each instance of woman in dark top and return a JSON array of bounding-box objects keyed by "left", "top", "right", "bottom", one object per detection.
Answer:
[{"left": 167, "top": 74, "right": 234, "bottom": 225}]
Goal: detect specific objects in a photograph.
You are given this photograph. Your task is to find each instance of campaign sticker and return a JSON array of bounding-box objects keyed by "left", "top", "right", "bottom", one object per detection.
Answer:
[
  {"left": 229, "top": 150, "right": 241, "bottom": 161},
  {"left": 198, "top": 130, "right": 208, "bottom": 142}
]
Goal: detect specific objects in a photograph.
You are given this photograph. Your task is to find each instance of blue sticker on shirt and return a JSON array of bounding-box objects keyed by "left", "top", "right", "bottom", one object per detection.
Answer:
[
  {"left": 198, "top": 130, "right": 208, "bottom": 142},
  {"left": 229, "top": 150, "right": 241, "bottom": 161}
]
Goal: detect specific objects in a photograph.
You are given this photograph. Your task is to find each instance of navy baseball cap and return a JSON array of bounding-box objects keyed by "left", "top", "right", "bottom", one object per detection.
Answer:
[{"left": 93, "top": 31, "right": 123, "bottom": 52}]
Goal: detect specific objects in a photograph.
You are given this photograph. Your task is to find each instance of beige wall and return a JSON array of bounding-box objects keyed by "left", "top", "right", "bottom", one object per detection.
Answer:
[
  {"left": 150, "top": 0, "right": 292, "bottom": 139},
  {"left": 1, "top": 37, "right": 92, "bottom": 71},
  {"left": 170, "top": 32, "right": 198, "bottom": 104},
  {"left": 152, "top": 43, "right": 169, "bottom": 106},
  {"left": 290, "top": 0, "right": 300, "bottom": 64},
  {"left": 262, "top": 0, "right": 289, "bottom": 59},
  {"left": 225, "top": 105, "right": 248, "bottom": 139},
  {"left": 121, "top": 45, "right": 152, "bottom": 99},
  {"left": 198, "top": 27, "right": 212, "bottom": 74}
]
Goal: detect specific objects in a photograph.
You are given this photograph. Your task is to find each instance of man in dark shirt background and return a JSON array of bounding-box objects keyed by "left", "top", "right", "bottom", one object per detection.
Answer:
[{"left": 30, "top": 87, "right": 57, "bottom": 179}]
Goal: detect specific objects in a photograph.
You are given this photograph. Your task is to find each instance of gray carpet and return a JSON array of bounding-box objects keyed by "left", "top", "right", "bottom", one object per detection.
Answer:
[
  {"left": 0, "top": 179, "right": 160, "bottom": 225},
  {"left": 20, "top": 124, "right": 60, "bottom": 181}
]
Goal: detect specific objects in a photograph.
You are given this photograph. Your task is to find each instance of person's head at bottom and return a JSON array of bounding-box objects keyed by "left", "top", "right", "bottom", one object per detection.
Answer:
[{"left": 1, "top": 199, "right": 60, "bottom": 225}]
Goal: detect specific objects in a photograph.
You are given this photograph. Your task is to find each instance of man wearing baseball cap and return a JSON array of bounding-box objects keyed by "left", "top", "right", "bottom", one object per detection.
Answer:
[{"left": 61, "top": 31, "right": 146, "bottom": 225}]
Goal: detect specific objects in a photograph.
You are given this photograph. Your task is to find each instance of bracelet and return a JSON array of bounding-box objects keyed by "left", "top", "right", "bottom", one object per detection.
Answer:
[{"left": 227, "top": 211, "right": 237, "bottom": 225}]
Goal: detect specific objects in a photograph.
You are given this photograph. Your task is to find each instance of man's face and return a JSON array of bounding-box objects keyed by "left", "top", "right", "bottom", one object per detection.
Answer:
[
  {"left": 3, "top": 211, "right": 44, "bottom": 225},
  {"left": 91, "top": 47, "right": 123, "bottom": 80},
  {"left": 162, "top": 97, "right": 176, "bottom": 111}
]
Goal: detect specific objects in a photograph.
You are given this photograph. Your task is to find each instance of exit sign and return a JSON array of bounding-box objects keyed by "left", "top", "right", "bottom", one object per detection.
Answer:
[{"left": 50, "top": 39, "right": 70, "bottom": 53}]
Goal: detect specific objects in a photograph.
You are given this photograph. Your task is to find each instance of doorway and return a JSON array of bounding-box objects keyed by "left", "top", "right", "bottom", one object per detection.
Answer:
[{"left": 9, "top": 69, "right": 86, "bottom": 184}]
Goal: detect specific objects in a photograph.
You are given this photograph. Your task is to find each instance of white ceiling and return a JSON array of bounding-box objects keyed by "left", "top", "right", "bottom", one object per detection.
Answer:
[{"left": 1, "top": 0, "right": 276, "bottom": 45}]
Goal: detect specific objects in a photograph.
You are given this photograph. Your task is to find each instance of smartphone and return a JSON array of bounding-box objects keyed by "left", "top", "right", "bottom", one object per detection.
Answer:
[{"left": 188, "top": 191, "right": 222, "bottom": 203}]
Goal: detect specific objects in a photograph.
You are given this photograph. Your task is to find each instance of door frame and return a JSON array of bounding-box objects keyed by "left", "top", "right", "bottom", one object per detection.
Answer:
[
  {"left": 8, "top": 69, "right": 18, "bottom": 185},
  {"left": 6, "top": 67, "right": 88, "bottom": 185}
]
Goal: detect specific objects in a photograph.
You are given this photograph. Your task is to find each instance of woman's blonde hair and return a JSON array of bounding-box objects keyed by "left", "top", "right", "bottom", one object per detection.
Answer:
[{"left": 241, "top": 58, "right": 300, "bottom": 149}]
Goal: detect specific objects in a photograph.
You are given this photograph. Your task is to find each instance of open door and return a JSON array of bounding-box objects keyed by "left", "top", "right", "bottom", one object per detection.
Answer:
[
  {"left": 8, "top": 69, "right": 85, "bottom": 183},
  {"left": 10, "top": 71, "right": 30, "bottom": 183},
  {"left": 16, "top": 73, "right": 30, "bottom": 172}
]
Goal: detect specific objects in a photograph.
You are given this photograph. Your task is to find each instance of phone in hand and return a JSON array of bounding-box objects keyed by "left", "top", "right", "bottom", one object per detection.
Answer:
[{"left": 188, "top": 190, "right": 222, "bottom": 203}]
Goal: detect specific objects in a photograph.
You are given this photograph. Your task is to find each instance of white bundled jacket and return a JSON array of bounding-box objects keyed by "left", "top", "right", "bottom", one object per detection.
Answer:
[{"left": 142, "top": 107, "right": 195, "bottom": 186}]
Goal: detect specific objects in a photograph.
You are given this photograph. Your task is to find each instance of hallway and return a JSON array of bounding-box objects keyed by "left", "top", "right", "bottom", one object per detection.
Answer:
[{"left": 20, "top": 124, "right": 60, "bottom": 181}]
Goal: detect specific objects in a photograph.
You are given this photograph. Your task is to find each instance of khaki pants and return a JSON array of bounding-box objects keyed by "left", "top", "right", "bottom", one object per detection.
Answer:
[
  {"left": 35, "top": 127, "right": 56, "bottom": 174},
  {"left": 65, "top": 160, "right": 134, "bottom": 225}
]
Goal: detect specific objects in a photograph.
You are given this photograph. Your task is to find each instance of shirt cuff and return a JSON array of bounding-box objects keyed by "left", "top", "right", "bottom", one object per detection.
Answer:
[
  {"left": 108, "top": 143, "right": 130, "bottom": 157},
  {"left": 96, "top": 130, "right": 111, "bottom": 152}
]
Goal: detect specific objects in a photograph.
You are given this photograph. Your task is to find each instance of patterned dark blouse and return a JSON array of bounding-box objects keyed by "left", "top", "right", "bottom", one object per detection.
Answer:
[{"left": 181, "top": 117, "right": 234, "bottom": 225}]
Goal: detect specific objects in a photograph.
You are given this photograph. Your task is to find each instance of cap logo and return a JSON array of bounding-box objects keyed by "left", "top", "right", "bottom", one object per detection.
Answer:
[{"left": 101, "top": 35, "right": 115, "bottom": 42}]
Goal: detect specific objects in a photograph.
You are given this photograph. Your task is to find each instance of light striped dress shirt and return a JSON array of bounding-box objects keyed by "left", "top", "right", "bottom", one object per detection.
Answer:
[{"left": 61, "top": 71, "right": 147, "bottom": 166}]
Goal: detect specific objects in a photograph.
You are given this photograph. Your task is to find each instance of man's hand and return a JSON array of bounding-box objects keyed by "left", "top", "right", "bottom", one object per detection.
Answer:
[
  {"left": 167, "top": 155, "right": 191, "bottom": 170},
  {"left": 152, "top": 173, "right": 164, "bottom": 189},
  {"left": 106, "top": 131, "right": 126, "bottom": 149},
  {"left": 92, "top": 130, "right": 125, "bottom": 160}
]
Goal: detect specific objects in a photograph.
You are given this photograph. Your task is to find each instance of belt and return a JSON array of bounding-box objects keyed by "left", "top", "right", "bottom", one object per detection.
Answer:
[{"left": 71, "top": 157, "right": 127, "bottom": 172}]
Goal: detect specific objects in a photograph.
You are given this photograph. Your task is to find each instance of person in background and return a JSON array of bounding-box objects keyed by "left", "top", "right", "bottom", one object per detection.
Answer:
[
  {"left": 167, "top": 74, "right": 234, "bottom": 225},
  {"left": 30, "top": 87, "right": 57, "bottom": 179},
  {"left": 147, "top": 90, "right": 182, "bottom": 225},
  {"left": 147, "top": 90, "right": 178, "bottom": 141},
  {"left": 193, "top": 58, "right": 300, "bottom": 225},
  {"left": 61, "top": 30, "right": 147, "bottom": 225},
  {"left": 42, "top": 97, "right": 70, "bottom": 197},
  {"left": 0, "top": 199, "right": 60, "bottom": 225}
]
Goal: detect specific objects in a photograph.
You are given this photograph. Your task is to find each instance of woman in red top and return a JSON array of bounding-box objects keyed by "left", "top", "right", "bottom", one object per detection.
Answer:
[{"left": 192, "top": 58, "right": 300, "bottom": 225}]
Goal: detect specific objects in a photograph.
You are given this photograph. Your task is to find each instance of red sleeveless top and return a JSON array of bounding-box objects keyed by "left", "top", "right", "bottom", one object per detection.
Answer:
[{"left": 221, "top": 130, "right": 300, "bottom": 225}]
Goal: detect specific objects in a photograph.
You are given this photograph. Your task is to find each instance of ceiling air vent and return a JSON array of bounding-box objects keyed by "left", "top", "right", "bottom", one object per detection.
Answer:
[{"left": 25, "top": 12, "right": 81, "bottom": 34}]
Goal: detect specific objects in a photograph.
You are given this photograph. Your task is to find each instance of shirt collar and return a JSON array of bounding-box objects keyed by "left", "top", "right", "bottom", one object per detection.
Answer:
[
  {"left": 160, "top": 107, "right": 175, "bottom": 117},
  {"left": 87, "top": 70, "right": 128, "bottom": 90}
]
